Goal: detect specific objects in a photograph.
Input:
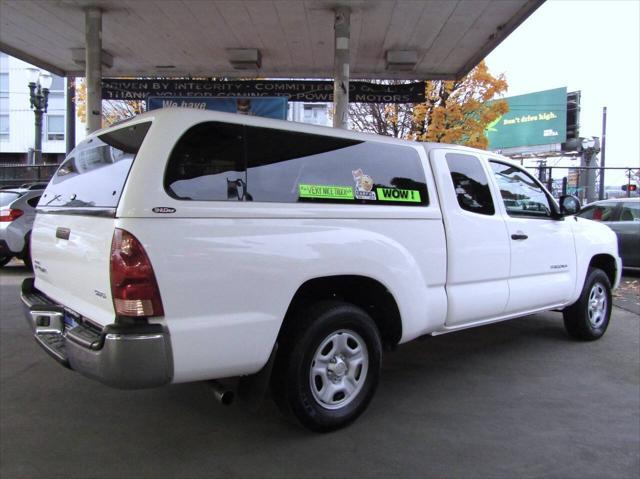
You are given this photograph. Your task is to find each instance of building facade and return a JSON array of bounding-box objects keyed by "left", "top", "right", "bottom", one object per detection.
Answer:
[
  {"left": 287, "top": 101, "right": 331, "bottom": 126},
  {"left": 0, "top": 53, "right": 85, "bottom": 165}
]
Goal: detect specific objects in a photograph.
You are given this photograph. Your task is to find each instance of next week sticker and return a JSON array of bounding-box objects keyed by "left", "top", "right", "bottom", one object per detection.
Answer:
[{"left": 299, "top": 184, "right": 354, "bottom": 200}]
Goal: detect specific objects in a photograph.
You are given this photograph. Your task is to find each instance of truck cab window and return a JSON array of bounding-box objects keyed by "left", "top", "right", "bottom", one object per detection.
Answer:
[
  {"left": 445, "top": 153, "right": 495, "bottom": 216},
  {"left": 490, "top": 161, "right": 553, "bottom": 218}
]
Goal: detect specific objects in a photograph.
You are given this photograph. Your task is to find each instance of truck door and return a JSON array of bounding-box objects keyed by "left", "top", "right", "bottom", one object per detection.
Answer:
[
  {"left": 488, "top": 160, "right": 576, "bottom": 313},
  {"left": 431, "top": 150, "right": 511, "bottom": 326}
]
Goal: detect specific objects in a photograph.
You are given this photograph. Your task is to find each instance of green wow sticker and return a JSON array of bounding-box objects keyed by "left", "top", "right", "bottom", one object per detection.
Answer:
[
  {"left": 299, "top": 184, "right": 354, "bottom": 200},
  {"left": 376, "top": 188, "right": 421, "bottom": 203}
]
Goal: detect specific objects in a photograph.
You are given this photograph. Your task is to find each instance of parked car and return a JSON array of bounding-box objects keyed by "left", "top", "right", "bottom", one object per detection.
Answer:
[
  {"left": 20, "top": 182, "right": 49, "bottom": 190},
  {"left": 21, "top": 109, "right": 620, "bottom": 432},
  {"left": 577, "top": 198, "right": 640, "bottom": 268},
  {"left": 0, "top": 189, "right": 44, "bottom": 268}
]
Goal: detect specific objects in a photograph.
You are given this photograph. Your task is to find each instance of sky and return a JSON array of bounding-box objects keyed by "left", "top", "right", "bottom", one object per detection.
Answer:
[{"left": 484, "top": 0, "right": 640, "bottom": 184}]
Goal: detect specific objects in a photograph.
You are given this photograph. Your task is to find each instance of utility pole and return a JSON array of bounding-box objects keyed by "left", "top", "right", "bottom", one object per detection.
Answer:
[
  {"left": 579, "top": 137, "right": 600, "bottom": 204},
  {"left": 599, "top": 107, "right": 607, "bottom": 200}
]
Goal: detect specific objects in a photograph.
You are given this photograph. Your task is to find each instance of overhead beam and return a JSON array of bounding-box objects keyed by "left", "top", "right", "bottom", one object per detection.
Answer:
[
  {"left": 455, "top": 0, "right": 545, "bottom": 79},
  {"left": 0, "top": 42, "right": 66, "bottom": 77},
  {"left": 71, "top": 48, "right": 113, "bottom": 68}
]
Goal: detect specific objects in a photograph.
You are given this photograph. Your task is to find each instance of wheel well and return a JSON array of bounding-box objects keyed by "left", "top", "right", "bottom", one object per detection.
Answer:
[
  {"left": 281, "top": 276, "right": 402, "bottom": 348},
  {"left": 589, "top": 254, "right": 617, "bottom": 285}
]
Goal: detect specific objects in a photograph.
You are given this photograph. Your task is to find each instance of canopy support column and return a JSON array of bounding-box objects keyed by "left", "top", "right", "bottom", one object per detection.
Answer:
[
  {"left": 85, "top": 8, "right": 102, "bottom": 134},
  {"left": 332, "top": 7, "right": 350, "bottom": 129},
  {"left": 65, "top": 77, "right": 75, "bottom": 154}
]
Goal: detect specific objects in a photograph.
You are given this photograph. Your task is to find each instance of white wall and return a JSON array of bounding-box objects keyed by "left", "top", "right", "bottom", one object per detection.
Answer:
[{"left": 288, "top": 101, "right": 331, "bottom": 126}]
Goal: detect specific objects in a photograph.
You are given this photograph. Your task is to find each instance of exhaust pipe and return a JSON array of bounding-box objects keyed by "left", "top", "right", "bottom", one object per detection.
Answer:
[{"left": 209, "top": 380, "right": 235, "bottom": 405}]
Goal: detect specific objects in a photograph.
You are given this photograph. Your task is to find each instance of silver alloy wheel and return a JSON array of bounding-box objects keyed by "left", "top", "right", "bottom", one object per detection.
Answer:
[
  {"left": 587, "top": 282, "right": 608, "bottom": 328},
  {"left": 309, "top": 329, "right": 369, "bottom": 410}
]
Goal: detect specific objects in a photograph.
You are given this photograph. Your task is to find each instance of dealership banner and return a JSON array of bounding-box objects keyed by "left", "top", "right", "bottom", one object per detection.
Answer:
[
  {"left": 102, "top": 79, "right": 426, "bottom": 103},
  {"left": 486, "top": 87, "right": 568, "bottom": 150},
  {"left": 147, "top": 96, "right": 288, "bottom": 120}
]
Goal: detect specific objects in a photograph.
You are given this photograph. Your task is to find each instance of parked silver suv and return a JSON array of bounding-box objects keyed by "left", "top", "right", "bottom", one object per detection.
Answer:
[{"left": 0, "top": 189, "right": 43, "bottom": 268}]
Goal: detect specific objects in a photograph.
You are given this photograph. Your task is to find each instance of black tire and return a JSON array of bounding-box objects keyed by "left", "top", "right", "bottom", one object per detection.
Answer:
[
  {"left": 0, "top": 255, "right": 12, "bottom": 268},
  {"left": 22, "top": 233, "right": 33, "bottom": 270},
  {"left": 563, "top": 267, "right": 612, "bottom": 340},
  {"left": 272, "top": 300, "right": 382, "bottom": 432}
]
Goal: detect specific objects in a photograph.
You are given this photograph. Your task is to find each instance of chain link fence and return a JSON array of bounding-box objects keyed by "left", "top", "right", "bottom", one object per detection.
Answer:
[
  {"left": 0, "top": 164, "right": 60, "bottom": 188},
  {"left": 525, "top": 165, "right": 639, "bottom": 203}
]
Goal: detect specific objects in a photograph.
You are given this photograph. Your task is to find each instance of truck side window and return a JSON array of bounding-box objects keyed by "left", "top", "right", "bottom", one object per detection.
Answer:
[
  {"left": 164, "top": 121, "right": 429, "bottom": 205},
  {"left": 165, "top": 122, "right": 245, "bottom": 201},
  {"left": 245, "top": 126, "right": 429, "bottom": 205},
  {"left": 445, "top": 153, "right": 495, "bottom": 215},
  {"left": 490, "top": 161, "right": 552, "bottom": 218}
]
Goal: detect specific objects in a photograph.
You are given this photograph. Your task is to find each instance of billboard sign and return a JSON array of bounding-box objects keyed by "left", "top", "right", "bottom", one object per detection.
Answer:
[
  {"left": 147, "top": 96, "right": 287, "bottom": 120},
  {"left": 486, "top": 87, "right": 567, "bottom": 150},
  {"left": 103, "top": 79, "right": 426, "bottom": 103}
]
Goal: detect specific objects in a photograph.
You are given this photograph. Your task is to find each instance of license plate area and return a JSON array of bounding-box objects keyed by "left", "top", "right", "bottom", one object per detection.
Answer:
[{"left": 63, "top": 308, "right": 81, "bottom": 330}]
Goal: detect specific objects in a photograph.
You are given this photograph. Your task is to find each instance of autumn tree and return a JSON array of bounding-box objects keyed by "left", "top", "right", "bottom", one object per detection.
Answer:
[
  {"left": 348, "top": 81, "right": 414, "bottom": 138},
  {"left": 75, "top": 79, "right": 145, "bottom": 127},
  {"left": 350, "top": 61, "right": 508, "bottom": 150}
]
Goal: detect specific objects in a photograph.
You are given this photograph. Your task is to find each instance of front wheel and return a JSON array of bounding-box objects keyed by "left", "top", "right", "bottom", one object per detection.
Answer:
[
  {"left": 272, "top": 301, "right": 382, "bottom": 432},
  {"left": 563, "top": 268, "right": 612, "bottom": 340}
]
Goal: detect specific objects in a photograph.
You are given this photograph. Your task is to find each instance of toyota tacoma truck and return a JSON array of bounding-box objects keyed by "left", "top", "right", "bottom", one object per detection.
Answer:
[{"left": 22, "top": 108, "right": 621, "bottom": 432}]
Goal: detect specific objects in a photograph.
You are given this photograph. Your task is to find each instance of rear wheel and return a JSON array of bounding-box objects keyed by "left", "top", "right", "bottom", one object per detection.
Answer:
[
  {"left": 563, "top": 268, "right": 612, "bottom": 340},
  {"left": 272, "top": 301, "right": 382, "bottom": 432},
  {"left": 22, "top": 233, "right": 33, "bottom": 270}
]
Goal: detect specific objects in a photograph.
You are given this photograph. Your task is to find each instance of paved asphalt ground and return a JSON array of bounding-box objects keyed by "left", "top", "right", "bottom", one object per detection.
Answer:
[{"left": 1, "top": 262, "right": 638, "bottom": 479}]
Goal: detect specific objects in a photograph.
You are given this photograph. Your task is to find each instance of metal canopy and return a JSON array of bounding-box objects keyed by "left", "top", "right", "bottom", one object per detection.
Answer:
[{"left": 0, "top": 0, "right": 543, "bottom": 80}]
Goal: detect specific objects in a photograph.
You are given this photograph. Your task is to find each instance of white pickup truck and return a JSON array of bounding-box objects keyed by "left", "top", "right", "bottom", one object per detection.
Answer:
[{"left": 23, "top": 109, "right": 621, "bottom": 432}]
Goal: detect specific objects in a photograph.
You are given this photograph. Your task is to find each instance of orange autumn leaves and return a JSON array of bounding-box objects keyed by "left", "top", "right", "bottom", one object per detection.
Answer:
[{"left": 410, "top": 61, "right": 508, "bottom": 149}]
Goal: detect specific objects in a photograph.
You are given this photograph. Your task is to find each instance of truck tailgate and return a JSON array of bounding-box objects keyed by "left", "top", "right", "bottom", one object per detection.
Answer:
[{"left": 31, "top": 212, "right": 116, "bottom": 327}]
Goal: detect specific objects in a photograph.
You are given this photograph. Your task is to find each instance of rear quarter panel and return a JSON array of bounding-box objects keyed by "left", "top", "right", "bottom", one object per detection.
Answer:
[{"left": 118, "top": 113, "right": 447, "bottom": 382}]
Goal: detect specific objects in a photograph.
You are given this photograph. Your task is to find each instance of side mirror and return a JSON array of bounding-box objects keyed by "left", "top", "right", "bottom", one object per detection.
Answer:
[{"left": 559, "top": 195, "right": 581, "bottom": 216}]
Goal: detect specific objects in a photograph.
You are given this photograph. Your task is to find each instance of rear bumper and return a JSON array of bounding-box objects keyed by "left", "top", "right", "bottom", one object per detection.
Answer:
[{"left": 21, "top": 278, "right": 173, "bottom": 389}]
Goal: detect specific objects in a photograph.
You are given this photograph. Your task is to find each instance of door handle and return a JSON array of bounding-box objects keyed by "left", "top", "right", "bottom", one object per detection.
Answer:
[
  {"left": 56, "top": 227, "right": 70, "bottom": 240},
  {"left": 511, "top": 233, "right": 528, "bottom": 240}
]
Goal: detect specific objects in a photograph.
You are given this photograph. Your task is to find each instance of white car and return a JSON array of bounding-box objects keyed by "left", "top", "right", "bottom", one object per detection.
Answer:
[
  {"left": 22, "top": 109, "right": 621, "bottom": 431},
  {"left": 0, "top": 189, "right": 43, "bottom": 268}
]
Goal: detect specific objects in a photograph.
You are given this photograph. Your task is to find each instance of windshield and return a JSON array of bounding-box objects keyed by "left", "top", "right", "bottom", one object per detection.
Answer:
[{"left": 40, "top": 122, "right": 151, "bottom": 208}]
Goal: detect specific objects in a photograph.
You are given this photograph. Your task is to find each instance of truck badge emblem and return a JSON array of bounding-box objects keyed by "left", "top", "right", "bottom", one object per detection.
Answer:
[{"left": 152, "top": 207, "right": 176, "bottom": 214}]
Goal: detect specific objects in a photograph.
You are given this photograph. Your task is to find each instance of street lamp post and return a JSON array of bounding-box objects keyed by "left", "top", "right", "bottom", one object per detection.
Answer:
[{"left": 27, "top": 68, "right": 53, "bottom": 165}]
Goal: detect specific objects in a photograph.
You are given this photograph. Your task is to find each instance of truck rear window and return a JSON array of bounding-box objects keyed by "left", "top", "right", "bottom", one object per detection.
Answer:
[{"left": 40, "top": 122, "right": 151, "bottom": 209}]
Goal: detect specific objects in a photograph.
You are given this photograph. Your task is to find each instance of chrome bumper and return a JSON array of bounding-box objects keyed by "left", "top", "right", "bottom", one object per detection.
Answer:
[{"left": 21, "top": 278, "right": 173, "bottom": 389}]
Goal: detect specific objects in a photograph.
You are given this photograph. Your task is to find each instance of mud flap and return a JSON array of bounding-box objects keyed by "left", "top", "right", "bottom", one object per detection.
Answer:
[{"left": 236, "top": 343, "right": 278, "bottom": 412}]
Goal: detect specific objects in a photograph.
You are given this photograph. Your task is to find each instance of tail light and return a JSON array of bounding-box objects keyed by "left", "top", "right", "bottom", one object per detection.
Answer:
[
  {"left": 110, "top": 228, "right": 164, "bottom": 317},
  {"left": 0, "top": 208, "right": 24, "bottom": 222}
]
